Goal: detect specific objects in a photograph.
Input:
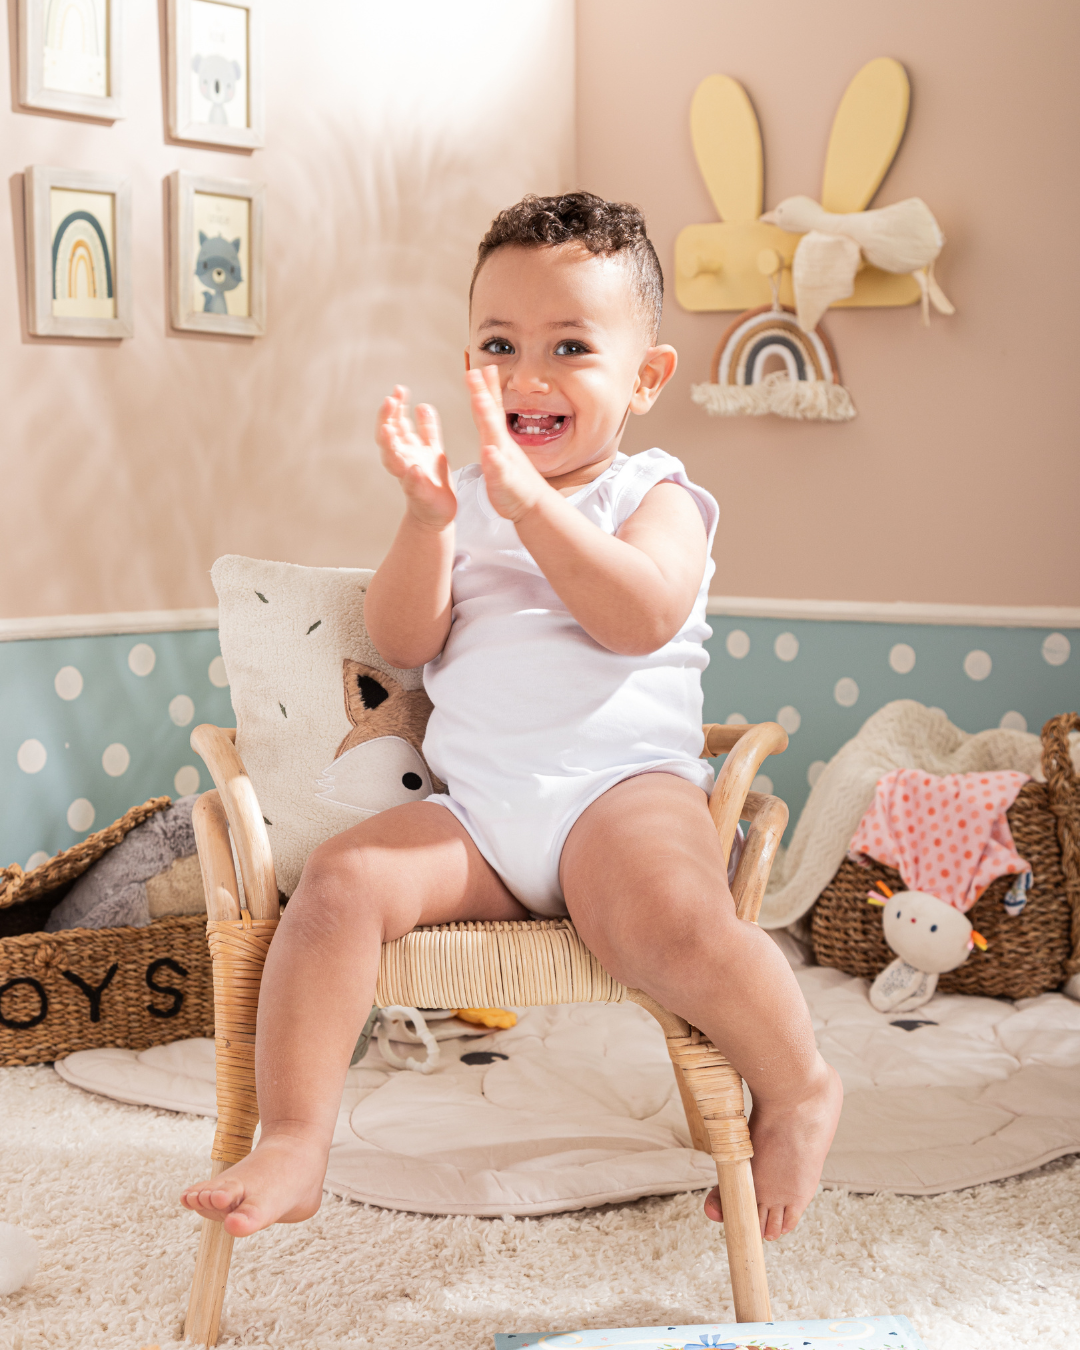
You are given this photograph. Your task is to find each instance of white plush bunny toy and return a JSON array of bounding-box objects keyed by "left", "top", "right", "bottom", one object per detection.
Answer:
[
  {"left": 850, "top": 767, "right": 1032, "bottom": 1016},
  {"left": 868, "top": 889, "right": 986, "bottom": 1014}
]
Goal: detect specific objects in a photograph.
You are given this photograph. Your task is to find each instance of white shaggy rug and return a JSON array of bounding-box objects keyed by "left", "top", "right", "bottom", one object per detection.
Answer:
[{"left": 1, "top": 1064, "right": 1078, "bottom": 1349}]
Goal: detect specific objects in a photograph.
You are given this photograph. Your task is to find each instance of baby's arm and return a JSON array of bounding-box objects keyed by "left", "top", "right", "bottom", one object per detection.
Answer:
[
  {"left": 364, "top": 387, "right": 457, "bottom": 669},
  {"left": 466, "top": 367, "right": 707, "bottom": 656}
]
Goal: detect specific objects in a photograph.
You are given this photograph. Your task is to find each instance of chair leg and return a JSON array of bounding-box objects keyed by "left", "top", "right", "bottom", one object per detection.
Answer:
[
  {"left": 671, "top": 1058, "right": 712, "bottom": 1156},
  {"left": 715, "top": 1159, "right": 771, "bottom": 1322},
  {"left": 185, "top": 1162, "right": 236, "bottom": 1346},
  {"left": 666, "top": 1029, "right": 771, "bottom": 1323},
  {"left": 626, "top": 991, "right": 771, "bottom": 1322},
  {"left": 185, "top": 793, "right": 279, "bottom": 1345}
]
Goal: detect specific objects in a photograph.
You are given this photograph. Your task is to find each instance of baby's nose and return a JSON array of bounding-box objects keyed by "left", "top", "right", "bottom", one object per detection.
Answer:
[{"left": 506, "top": 366, "right": 550, "bottom": 394}]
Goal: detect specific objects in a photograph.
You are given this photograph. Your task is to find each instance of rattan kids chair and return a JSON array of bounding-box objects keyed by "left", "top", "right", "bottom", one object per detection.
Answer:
[{"left": 183, "top": 718, "right": 789, "bottom": 1345}]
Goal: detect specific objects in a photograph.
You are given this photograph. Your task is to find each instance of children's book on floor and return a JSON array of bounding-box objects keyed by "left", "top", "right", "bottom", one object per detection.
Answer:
[{"left": 494, "top": 1314, "right": 928, "bottom": 1349}]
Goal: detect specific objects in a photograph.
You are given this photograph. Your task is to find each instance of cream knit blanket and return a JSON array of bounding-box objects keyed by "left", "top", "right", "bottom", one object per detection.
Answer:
[{"left": 760, "top": 699, "right": 1077, "bottom": 930}]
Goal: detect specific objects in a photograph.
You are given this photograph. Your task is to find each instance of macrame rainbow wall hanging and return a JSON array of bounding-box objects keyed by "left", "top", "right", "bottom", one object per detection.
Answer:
[
  {"left": 679, "top": 57, "right": 956, "bottom": 424},
  {"left": 691, "top": 304, "right": 856, "bottom": 422}
]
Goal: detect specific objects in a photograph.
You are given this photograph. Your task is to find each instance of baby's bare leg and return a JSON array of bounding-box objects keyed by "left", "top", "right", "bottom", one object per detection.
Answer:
[
  {"left": 181, "top": 801, "right": 526, "bottom": 1237},
  {"left": 560, "top": 773, "right": 841, "bottom": 1242}
]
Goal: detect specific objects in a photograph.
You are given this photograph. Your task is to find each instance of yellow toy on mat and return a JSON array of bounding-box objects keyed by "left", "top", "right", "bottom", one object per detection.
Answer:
[{"left": 454, "top": 1007, "right": 517, "bottom": 1029}]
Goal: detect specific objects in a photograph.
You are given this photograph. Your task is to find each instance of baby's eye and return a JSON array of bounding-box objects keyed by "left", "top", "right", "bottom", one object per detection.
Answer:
[
  {"left": 554, "top": 340, "right": 591, "bottom": 356},
  {"left": 481, "top": 338, "right": 514, "bottom": 356}
]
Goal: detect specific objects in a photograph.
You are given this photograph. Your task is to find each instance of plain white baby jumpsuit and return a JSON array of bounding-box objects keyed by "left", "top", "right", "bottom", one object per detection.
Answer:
[{"left": 421, "top": 447, "right": 720, "bottom": 917}]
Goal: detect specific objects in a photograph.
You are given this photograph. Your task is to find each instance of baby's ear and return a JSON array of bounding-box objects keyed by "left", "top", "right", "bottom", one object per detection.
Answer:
[{"left": 342, "top": 659, "right": 400, "bottom": 727}]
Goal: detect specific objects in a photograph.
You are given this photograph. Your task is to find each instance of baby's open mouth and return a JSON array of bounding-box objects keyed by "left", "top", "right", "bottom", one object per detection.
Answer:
[{"left": 507, "top": 412, "right": 568, "bottom": 446}]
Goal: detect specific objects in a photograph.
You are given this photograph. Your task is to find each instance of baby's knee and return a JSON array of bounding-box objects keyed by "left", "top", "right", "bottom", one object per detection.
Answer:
[
  {"left": 293, "top": 838, "right": 389, "bottom": 922},
  {"left": 596, "top": 885, "right": 739, "bottom": 986}
]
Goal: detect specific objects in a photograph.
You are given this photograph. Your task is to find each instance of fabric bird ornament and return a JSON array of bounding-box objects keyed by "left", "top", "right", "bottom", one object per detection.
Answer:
[{"left": 760, "top": 195, "right": 955, "bottom": 333}]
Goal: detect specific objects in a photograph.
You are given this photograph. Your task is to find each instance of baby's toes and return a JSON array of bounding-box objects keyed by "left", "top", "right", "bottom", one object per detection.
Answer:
[
  {"left": 181, "top": 1177, "right": 244, "bottom": 1221},
  {"left": 762, "top": 1203, "right": 787, "bottom": 1242},
  {"left": 702, "top": 1185, "right": 723, "bottom": 1223}
]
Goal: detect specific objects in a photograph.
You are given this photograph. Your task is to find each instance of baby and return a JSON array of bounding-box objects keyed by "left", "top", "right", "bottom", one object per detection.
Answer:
[{"left": 182, "top": 192, "right": 841, "bottom": 1243}]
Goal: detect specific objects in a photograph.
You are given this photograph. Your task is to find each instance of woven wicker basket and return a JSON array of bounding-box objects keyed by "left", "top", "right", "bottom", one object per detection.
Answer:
[
  {"left": 811, "top": 713, "right": 1080, "bottom": 998},
  {"left": 0, "top": 797, "right": 214, "bottom": 1066}
]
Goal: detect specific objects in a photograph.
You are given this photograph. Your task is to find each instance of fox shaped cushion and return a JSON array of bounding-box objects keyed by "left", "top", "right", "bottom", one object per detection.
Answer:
[{"left": 211, "top": 555, "right": 439, "bottom": 896}]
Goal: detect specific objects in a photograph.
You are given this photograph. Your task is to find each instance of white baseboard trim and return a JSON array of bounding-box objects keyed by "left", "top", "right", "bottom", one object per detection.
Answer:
[
  {"left": 705, "top": 596, "right": 1080, "bottom": 629},
  {"left": 0, "top": 608, "right": 220, "bottom": 642},
  {"left": 2, "top": 596, "right": 1077, "bottom": 643}
]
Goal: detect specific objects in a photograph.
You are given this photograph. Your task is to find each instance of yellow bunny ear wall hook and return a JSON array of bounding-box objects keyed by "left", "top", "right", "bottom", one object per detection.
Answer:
[{"left": 683, "top": 58, "right": 956, "bottom": 423}]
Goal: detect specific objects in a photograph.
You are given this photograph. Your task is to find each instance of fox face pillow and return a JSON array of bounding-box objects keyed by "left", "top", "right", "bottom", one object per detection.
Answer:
[
  {"left": 316, "top": 659, "right": 446, "bottom": 813},
  {"left": 211, "top": 556, "right": 439, "bottom": 896}
]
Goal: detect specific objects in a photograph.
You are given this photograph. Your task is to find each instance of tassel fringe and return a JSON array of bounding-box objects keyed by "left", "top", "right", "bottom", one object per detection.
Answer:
[{"left": 691, "top": 371, "right": 857, "bottom": 422}]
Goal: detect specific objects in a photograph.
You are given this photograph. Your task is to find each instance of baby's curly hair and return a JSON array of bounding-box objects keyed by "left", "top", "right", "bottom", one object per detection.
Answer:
[{"left": 470, "top": 192, "right": 664, "bottom": 340}]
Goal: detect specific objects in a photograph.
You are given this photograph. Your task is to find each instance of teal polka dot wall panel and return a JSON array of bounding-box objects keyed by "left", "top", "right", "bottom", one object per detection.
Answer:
[
  {"left": 701, "top": 619, "right": 1077, "bottom": 837},
  {"left": 2, "top": 619, "right": 1076, "bottom": 869},
  {"left": 3, "top": 631, "right": 233, "bottom": 869}
]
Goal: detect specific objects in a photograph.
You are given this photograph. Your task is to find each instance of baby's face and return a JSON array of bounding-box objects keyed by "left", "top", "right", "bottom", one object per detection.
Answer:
[{"left": 468, "top": 244, "right": 673, "bottom": 485}]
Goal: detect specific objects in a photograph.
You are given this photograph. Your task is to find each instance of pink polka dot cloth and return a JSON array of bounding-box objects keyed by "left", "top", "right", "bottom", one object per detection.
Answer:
[{"left": 849, "top": 768, "right": 1031, "bottom": 913}]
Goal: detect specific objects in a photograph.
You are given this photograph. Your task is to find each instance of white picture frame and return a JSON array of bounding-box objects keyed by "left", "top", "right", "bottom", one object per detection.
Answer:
[
  {"left": 166, "top": 0, "right": 264, "bottom": 149},
  {"left": 24, "top": 165, "right": 133, "bottom": 339},
  {"left": 18, "top": 0, "right": 124, "bottom": 121},
  {"left": 169, "top": 171, "right": 266, "bottom": 336}
]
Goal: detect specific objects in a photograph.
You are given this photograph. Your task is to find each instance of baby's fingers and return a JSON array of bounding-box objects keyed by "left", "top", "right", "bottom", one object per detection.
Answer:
[
  {"left": 466, "top": 367, "right": 508, "bottom": 446},
  {"left": 415, "top": 402, "right": 443, "bottom": 450}
]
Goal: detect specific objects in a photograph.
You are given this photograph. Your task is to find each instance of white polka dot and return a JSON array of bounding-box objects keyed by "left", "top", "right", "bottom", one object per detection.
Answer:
[
  {"left": 54, "top": 665, "right": 83, "bottom": 700},
  {"left": 725, "top": 712, "right": 748, "bottom": 726},
  {"left": 807, "top": 760, "right": 826, "bottom": 788},
  {"left": 889, "top": 643, "right": 916, "bottom": 674},
  {"left": 101, "top": 742, "right": 130, "bottom": 777},
  {"left": 725, "top": 629, "right": 750, "bottom": 659},
  {"left": 208, "top": 655, "right": 229, "bottom": 688},
  {"left": 963, "top": 649, "right": 992, "bottom": 681},
  {"left": 174, "top": 765, "right": 201, "bottom": 796},
  {"left": 128, "top": 643, "right": 156, "bottom": 676},
  {"left": 1042, "top": 632, "right": 1071, "bottom": 667},
  {"left": 999, "top": 710, "right": 1027, "bottom": 732},
  {"left": 17, "top": 739, "right": 47, "bottom": 774},
  {"left": 751, "top": 774, "right": 774, "bottom": 796},
  {"left": 774, "top": 632, "right": 799, "bottom": 662},
  {"left": 67, "top": 798, "right": 95, "bottom": 832},
  {"left": 169, "top": 694, "right": 195, "bottom": 727},
  {"left": 25, "top": 850, "right": 50, "bottom": 870},
  {"left": 776, "top": 705, "right": 801, "bottom": 734},
  {"left": 834, "top": 677, "right": 860, "bottom": 707}
]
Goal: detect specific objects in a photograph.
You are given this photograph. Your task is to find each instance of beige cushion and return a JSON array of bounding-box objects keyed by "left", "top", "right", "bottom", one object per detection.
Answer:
[
  {"left": 211, "top": 555, "right": 436, "bottom": 896},
  {"left": 145, "top": 853, "right": 206, "bottom": 918}
]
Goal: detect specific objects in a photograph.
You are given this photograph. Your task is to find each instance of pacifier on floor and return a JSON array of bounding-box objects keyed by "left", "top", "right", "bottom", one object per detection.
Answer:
[{"left": 866, "top": 885, "right": 987, "bottom": 1014}]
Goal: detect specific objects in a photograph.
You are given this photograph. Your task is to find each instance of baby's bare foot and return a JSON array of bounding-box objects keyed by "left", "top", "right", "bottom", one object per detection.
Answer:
[
  {"left": 180, "top": 1133, "right": 327, "bottom": 1237},
  {"left": 703, "top": 1058, "right": 842, "bottom": 1241}
]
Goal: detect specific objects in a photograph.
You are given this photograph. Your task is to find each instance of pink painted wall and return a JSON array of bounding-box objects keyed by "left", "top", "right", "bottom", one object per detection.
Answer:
[
  {"left": 576, "top": 0, "right": 1080, "bottom": 606},
  {"left": 1, "top": 1, "right": 574, "bottom": 619}
]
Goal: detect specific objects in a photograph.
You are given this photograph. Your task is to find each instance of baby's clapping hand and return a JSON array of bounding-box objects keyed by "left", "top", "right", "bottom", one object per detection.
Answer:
[
  {"left": 376, "top": 386, "right": 456, "bottom": 529},
  {"left": 467, "top": 366, "right": 551, "bottom": 523}
]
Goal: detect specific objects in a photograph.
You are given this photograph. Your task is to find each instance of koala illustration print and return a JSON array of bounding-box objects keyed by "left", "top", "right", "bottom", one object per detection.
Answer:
[
  {"left": 315, "top": 660, "right": 444, "bottom": 815},
  {"left": 192, "top": 52, "right": 241, "bottom": 124},
  {"left": 187, "top": 0, "right": 250, "bottom": 131}
]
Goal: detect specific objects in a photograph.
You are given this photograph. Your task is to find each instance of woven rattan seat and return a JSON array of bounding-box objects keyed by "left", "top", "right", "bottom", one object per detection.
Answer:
[{"left": 183, "top": 719, "right": 789, "bottom": 1343}]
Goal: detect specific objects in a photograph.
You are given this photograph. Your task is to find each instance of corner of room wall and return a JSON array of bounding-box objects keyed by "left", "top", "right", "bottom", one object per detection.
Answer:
[{"left": 0, "top": 0, "right": 576, "bottom": 620}]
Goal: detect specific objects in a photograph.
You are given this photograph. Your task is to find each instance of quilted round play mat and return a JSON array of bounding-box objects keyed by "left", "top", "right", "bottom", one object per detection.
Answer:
[{"left": 53, "top": 936, "right": 1080, "bottom": 1215}]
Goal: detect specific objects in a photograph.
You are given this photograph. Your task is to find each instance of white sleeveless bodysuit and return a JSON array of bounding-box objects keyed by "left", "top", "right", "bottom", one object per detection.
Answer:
[{"left": 422, "top": 448, "right": 720, "bottom": 916}]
